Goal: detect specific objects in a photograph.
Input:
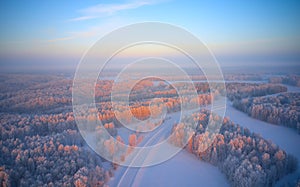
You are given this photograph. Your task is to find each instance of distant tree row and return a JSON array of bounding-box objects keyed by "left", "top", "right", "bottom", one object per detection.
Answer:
[
  {"left": 233, "top": 92, "right": 300, "bottom": 133},
  {"left": 0, "top": 74, "right": 216, "bottom": 115},
  {"left": 189, "top": 73, "right": 262, "bottom": 81},
  {"left": 269, "top": 75, "right": 300, "bottom": 87},
  {"left": 224, "top": 74, "right": 262, "bottom": 81},
  {"left": 226, "top": 83, "right": 287, "bottom": 101},
  {"left": 170, "top": 109, "right": 298, "bottom": 187},
  {"left": 0, "top": 76, "right": 72, "bottom": 114}
]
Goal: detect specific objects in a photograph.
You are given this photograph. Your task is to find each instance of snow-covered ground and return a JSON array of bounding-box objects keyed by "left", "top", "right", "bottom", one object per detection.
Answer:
[
  {"left": 222, "top": 100, "right": 300, "bottom": 158},
  {"left": 109, "top": 110, "right": 229, "bottom": 187},
  {"left": 285, "top": 84, "right": 300, "bottom": 92},
  {"left": 131, "top": 150, "right": 229, "bottom": 187},
  {"left": 109, "top": 83, "right": 300, "bottom": 187},
  {"left": 214, "top": 94, "right": 300, "bottom": 186},
  {"left": 220, "top": 84, "right": 300, "bottom": 159}
]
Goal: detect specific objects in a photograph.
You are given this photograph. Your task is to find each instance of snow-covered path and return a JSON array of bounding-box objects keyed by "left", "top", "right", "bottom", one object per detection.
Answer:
[
  {"left": 109, "top": 83, "right": 300, "bottom": 187},
  {"left": 131, "top": 150, "right": 229, "bottom": 187},
  {"left": 109, "top": 111, "right": 229, "bottom": 187}
]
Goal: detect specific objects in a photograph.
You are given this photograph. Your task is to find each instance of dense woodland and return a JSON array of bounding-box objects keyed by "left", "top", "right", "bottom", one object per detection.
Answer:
[
  {"left": 226, "top": 83, "right": 287, "bottom": 101},
  {"left": 0, "top": 74, "right": 214, "bottom": 186},
  {"left": 0, "top": 73, "right": 299, "bottom": 186},
  {"left": 233, "top": 92, "right": 300, "bottom": 133},
  {"left": 0, "top": 112, "right": 114, "bottom": 186},
  {"left": 170, "top": 109, "right": 298, "bottom": 187},
  {"left": 269, "top": 75, "right": 300, "bottom": 87},
  {"left": 226, "top": 81, "right": 300, "bottom": 133},
  {"left": 0, "top": 74, "right": 113, "bottom": 186},
  {"left": 0, "top": 74, "right": 72, "bottom": 114}
]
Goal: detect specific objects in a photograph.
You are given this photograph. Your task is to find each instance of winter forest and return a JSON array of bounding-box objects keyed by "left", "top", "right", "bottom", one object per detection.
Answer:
[{"left": 0, "top": 72, "right": 299, "bottom": 187}]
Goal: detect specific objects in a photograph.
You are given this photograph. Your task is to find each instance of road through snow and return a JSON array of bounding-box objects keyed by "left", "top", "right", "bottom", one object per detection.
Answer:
[
  {"left": 109, "top": 84, "right": 300, "bottom": 186},
  {"left": 108, "top": 110, "right": 229, "bottom": 187}
]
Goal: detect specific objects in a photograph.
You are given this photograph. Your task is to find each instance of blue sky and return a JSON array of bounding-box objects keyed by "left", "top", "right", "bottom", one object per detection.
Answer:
[{"left": 0, "top": 0, "right": 299, "bottom": 71}]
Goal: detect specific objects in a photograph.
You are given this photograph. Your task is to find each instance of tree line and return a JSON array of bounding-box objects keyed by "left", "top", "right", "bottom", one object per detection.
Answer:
[
  {"left": 269, "top": 75, "right": 300, "bottom": 87},
  {"left": 226, "top": 83, "right": 287, "bottom": 101},
  {"left": 170, "top": 109, "right": 298, "bottom": 187},
  {"left": 233, "top": 92, "right": 300, "bottom": 133}
]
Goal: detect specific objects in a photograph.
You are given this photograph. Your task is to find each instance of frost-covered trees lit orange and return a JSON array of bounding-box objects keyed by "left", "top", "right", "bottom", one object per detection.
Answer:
[
  {"left": 170, "top": 109, "right": 298, "bottom": 187},
  {"left": 1, "top": 73, "right": 299, "bottom": 186}
]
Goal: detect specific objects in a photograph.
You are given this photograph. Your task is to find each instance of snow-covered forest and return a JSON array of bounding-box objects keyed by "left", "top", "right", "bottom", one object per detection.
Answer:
[{"left": 0, "top": 73, "right": 299, "bottom": 187}]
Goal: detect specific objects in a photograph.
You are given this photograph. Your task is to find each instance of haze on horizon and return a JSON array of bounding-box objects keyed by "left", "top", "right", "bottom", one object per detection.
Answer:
[{"left": 0, "top": 0, "right": 299, "bottom": 72}]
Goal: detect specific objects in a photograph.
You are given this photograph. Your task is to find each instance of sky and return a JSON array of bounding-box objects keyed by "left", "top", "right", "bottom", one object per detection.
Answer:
[{"left": 0, "top": 0, "right": 299, "bottom": 71}]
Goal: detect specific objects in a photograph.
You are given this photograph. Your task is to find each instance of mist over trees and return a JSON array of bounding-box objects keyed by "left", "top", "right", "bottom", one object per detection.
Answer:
[
  {"left": 0, "top": 75, "right": 72, "bottom": 114},
  {"left": 224, "top": 74, "right": 263, "bottom": 81}
]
